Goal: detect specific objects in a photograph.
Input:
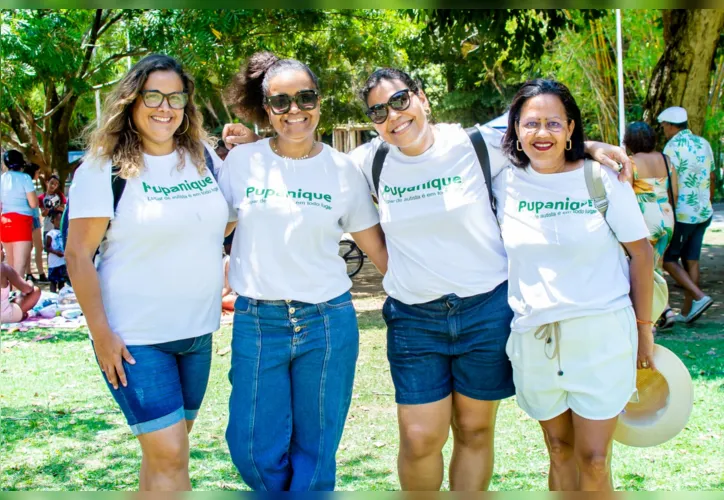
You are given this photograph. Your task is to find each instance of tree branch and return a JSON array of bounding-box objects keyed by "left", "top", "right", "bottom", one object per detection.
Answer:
[
  {"left": 76, "top": 10, "right": 104, "bottom": 81},
  {"left": 96, "top": 10, "right": 125, "bottom": 39},
  {"left": 91, "top": 77, "right": 122, "bottom": 91},
  {"left": 84, "top": 49, "right": 149, "bottom": 80}
]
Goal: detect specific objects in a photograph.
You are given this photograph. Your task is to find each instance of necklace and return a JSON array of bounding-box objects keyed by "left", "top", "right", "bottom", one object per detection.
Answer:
[{"left": 271, "top": 137, "right": 317, "bottom": 160}]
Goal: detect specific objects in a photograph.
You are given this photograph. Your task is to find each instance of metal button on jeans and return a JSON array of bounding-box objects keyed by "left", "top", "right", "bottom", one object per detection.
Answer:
[
  {"left": 285, "top": 299, "right": 292, "bottom": 303},
  {"left": 291, "top": 318, "right": 298, "bottom": 323},
  {"left": 294, "top": 326, "right": 301, "bottom": 333},
  {"left": 289, "top": 307, "right": 296, "bottom": 314}
]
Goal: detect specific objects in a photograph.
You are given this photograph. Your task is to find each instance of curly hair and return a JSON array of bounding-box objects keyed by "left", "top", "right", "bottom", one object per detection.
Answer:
[
  {"left": 225, "top": 51, "right": 320, "bottom": 127},
  {"left": 84, "top": 54, "right": 209, "bottom": 179}
]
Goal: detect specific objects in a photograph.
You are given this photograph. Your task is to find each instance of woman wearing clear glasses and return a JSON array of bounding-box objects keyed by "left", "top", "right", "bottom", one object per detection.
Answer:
[
  {"left": 66, "top": 54, "right": 234, "bottom": 491},
  {"left": 219, "top": 52, "right": 387, "bottom": 491}
]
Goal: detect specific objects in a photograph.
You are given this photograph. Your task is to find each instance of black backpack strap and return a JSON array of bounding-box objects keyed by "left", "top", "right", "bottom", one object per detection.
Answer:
[
  {"left": 110, "top": 165, "right": 126, "bottom": 214},
  {"left": 465, "top": 126, "right": 497, "bottom": 218},
  {"left": 372, "top": 141, "right": 390, "bottom": 197},
  {"left": 203, "top": 146, "right": 218, "bottom": 182}
]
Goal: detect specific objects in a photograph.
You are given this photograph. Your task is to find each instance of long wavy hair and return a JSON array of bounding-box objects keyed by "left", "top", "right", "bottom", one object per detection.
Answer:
[{"left": 85, "top": 54, "right": 209, "bottom": 178}]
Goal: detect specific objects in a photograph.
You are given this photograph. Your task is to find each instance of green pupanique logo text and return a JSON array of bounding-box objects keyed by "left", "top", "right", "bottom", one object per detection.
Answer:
[
  {"left": 245, "top": 186, "right": 333, "bottom": 203},
  {"left": 383, "top": 176, "right": 462, "bottom": 198},
  {"left": 518, "top": 197, "right": 594, "bottom": 214},
  {"left": 143, "top": 176, "right": 215, "bottom": 197}
]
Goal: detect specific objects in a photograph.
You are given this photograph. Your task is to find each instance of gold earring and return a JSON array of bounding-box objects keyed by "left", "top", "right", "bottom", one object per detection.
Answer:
[
  {"left": 566, "top": 139, "right": 572, "bottom": 151},
  {"left": 175, "top": 115, "right": 190, "bottom": 136},
  {"left": 128, "top": 117, "right": 139, "bottom": 135},
  {"left": 424, "top": 108, "right": 431, "bottom": 116},
  {"left": 516, "top": 140, "right": 523, "bottom": 152}
]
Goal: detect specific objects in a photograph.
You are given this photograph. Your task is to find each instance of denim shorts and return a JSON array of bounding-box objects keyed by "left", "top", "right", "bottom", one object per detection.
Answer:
[
  {"left": 32, "top": 215, "right": 41, "bottom": 231},
  {"left": 95, "top": 333, "right": 212, "bottom": 436},
  {"left": 664, "top": 217, "right": 712, "bottom": 262},
  {"left": 383, "top": 281, "right": 515, "bottom": 405}
]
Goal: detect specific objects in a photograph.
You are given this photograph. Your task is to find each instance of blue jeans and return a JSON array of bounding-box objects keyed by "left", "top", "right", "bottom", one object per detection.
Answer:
[
  {"left": 95, "top": 333, "right": 212, "bottom": 436},
  {"left": 383, "top": 281, "right": 515, "bottom": 405},
  {"left": 226, "top": 291, "right": 359, "bottom": 491}
]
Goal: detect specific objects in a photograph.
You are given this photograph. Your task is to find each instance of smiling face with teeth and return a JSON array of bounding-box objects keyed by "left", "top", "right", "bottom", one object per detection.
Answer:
[
  {"left": 264, "top": 70, "right": 320, "bottom": 146},
  {"left": 514, "top": 93, "right": 575, "bottom": 173},
  {"left": 366, "top": 78, "right": 433, "bottom": 156},
  {"left": 131, "top": 70, "right": 185, "bottom": 156}
]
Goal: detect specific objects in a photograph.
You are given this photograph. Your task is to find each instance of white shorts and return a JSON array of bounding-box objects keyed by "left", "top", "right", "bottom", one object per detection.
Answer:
[{"left": 506, "top": 306, "right": 638, "bottom": 421}]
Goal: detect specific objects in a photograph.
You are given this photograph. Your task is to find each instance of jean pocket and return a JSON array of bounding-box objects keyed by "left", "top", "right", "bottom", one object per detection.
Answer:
[
  {"left": 324, "top": 291, "right": 353, "bottom": 309},
  {"left": 234, "top": 296, "right": 252, "bottom": 314}
]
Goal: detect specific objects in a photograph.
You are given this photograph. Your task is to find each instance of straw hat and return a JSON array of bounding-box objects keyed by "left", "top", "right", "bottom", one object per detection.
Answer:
[{"left": 614, "top": 344, "right": 693, "bottom": 447}]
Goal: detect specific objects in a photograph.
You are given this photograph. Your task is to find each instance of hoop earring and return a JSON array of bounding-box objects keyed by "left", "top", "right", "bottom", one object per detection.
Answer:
[
  {"left": 566, "top": 139, "right": 572, "bottom": 151},
  {"left": 127, "top": 117, "right": 139, "bottom": 135},
  {"left": 516, "top": 140, "right": 523, "bottom": 152},
  {"left": 175, "top": 115, "right": 190, "bottom": 136}
]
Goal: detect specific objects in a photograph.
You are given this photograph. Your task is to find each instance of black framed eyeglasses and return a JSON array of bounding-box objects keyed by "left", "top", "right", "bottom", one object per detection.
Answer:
[
  {"left": 263, "top": 89, "right": 319, "bottom": 115},
  {"left": 139, "top": 90, "right": 188, "bottom": 110},
  {"left": 365, "top": 89, "right": 413, "bottom": 124}
]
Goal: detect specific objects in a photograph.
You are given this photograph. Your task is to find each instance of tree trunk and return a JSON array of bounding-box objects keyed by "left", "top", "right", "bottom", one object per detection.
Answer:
[
  {"left": 643, "top": 9, "right": 724, "bottom": 135},
  {"left": 49, "top": 96, "right": 78, "bottom": 190}
]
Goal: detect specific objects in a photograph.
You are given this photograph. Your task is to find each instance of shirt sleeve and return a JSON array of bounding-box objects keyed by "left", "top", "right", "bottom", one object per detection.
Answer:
[
  {"left": 601, "top": 167, "right": 650, "bottom": 243},
  {"left": 217, "top": 146, "right": 240, "bottom": 223},
  {"left": 22, "top": 174, "right": 35, "bottom": 193},
  {"left": 348, "top": 141, "right": 377, "bottom": 196},
  {"left": 205, "top": 144, "right": 237, "bottom": 223},
  {"left": 340, "top": 158, "right": 380, "bottom": 233},
  {"left": 68, "top": 157, "right": 114, "bottom": 220}
]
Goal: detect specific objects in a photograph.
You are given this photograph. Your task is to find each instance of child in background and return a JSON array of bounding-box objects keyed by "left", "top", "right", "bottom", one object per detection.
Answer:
[
  {"left": 44, "top": 210, "right": 67, "bottom": 293},
  {"left": 39, "top": 175, "right": 67, "bottom": 238},
  {"left": 1, "top": 261, "right": 41, "bottom": 323}
]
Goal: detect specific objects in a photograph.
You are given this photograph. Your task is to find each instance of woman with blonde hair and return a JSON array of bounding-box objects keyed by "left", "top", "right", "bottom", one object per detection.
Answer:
[{"left": 66, "top": 54, "right": 234, "bottom": 491}]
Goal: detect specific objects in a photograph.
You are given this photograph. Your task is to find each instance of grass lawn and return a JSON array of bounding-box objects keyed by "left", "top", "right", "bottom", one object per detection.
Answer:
[{"left": 1, "top": 304, "right": 722, "bottom": 491}]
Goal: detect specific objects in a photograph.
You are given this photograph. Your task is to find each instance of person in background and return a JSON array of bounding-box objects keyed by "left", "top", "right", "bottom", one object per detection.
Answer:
[
  {"left": 221, "top": 251, "right": 235, "bottom": 312},
  {"left": 23, "top": 162, "right": 49, "bottom": 283},
  {"left": 658, "top": 107, "right": 714, "bottom": 324},
  {"left": 45, "top": 210, "right": 68, "bottom": 293},
  {"left": 39, "top": 174, "right": 67, "bottom": 234},
  {"left": 1, "top": 261, "right": 41, "bottom": 323},
  {"left": 1, "top": 150, "right": 39, "bottom": 276},
  {"left": 624, "top": 122, "right": 678, "bottom": 329}
]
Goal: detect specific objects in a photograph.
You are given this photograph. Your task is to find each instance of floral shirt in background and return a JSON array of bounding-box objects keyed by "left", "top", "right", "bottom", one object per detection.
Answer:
[{"left": 663, "top": 129, "right": 713, "bottom": 224}]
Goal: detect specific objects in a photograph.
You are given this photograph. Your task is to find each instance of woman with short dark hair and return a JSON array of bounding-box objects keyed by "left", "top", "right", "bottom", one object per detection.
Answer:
[
  {"left": 1, "top": 150, "right": 39, "bottom": 275},
  {"left": 496, "top": 79, "right": 654, "bottom": 491}
]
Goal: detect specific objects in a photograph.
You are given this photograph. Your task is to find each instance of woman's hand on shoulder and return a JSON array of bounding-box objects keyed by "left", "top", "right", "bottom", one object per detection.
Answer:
[
  {"left": 222, "top": 123, "right": 261, "bottom": 149},
  {"left": 584, "top": 141, "right": 633, "bottom": 184}
]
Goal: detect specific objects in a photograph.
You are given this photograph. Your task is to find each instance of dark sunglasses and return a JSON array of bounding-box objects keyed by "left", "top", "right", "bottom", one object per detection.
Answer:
[
  {"left": 365, "top": 89, "right": 413, "bottom": 124},
  {"left": 263, "top": 89, "right": 319, "bottom": 115},
  {"left": 139, "top": 90, "right": 188, "bottom": 110}
]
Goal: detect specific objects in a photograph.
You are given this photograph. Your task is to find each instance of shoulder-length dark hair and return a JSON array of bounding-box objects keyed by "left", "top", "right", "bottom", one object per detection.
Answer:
[{"left": 502, "top": 79, "right": 586, "bottom": 167}]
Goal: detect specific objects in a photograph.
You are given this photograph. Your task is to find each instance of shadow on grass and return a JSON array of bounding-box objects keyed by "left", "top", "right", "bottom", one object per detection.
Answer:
[
  {"left": 2, "top": 327, "right": 89, "bottom": 344},
  {"left": 338, "top": 453, "right": 394, "bottom": 488},
  {"left": 1, "top": 405, "right": 118, "bottom": 452}
]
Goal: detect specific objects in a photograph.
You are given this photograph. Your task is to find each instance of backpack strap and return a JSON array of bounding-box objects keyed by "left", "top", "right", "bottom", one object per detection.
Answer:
[
  {"left": 203, "top": 146, "right": 219, "bottom": 182},
  {"left": 110, "top": 165, "right": 126, "bottom": 213},
  {"left": 371, "top": 141, "right": 390, "bottom": 196},
  {"left": 584, "top": 159, "right": 608, "bottom": 217},
  {"left": 464, "top": 126, "right": 496, "bottom": 219}
]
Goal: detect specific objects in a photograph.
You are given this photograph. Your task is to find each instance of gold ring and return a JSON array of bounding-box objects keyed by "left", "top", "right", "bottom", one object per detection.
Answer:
[{"left": 642, "top": 361, "right": 649, "bottom": 368}]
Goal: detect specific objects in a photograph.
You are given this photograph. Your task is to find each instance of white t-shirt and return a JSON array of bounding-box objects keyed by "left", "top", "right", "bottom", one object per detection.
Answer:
[
  {"left": 349, "top": 123, "right": 508, "bottom": 305},
  {"left": 46, "top": 228, "right": 65, "bottom": 269},
  {"left": 219, "top": 139, "right": 379, "bottom": 303},
  {"left": 494, "top": 163, "right": 650, "bottom": 331},
  {"left": 69, "top": 146, "right": 232, "bottom": 345}
]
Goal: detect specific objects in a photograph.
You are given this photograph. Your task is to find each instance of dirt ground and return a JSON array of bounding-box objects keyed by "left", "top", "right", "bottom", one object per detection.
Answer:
[{"left": 351, "top": 205, "right": 724, "bottom": 335}]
